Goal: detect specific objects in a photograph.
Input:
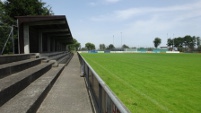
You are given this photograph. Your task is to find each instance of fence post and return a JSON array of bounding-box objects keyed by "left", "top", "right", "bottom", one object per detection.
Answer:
[{"left": 99, "top": 84, "right": 102, "bottom": 113}]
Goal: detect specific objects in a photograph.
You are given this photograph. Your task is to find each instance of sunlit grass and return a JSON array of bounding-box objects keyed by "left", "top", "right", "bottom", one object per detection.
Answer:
[{"left": 81, "top": 53, "right": 201, "bottom": 113}]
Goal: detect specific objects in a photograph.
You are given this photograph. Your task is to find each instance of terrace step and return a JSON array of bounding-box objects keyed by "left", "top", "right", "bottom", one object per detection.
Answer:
[
  {"left": 0, "top": 62, "right": 53, "bottom": 106},
  {"left": 40, "top": 51, "right": 65, "bottom": 58},
  {"left": 0, "top": 58, "right": 44, "bottom": 79},
  {"left": 48, "top": 52, "right": 69, "bottom": 61},
  {"left": 0, "top": 54, "right": 35, "bottom": 65},
  {"left": 0, "top": 65, "right": 64, "bottom": 113},
  {"left": 36, "top": 53, "right": 93, "bottom": 113},
  {"left": 58, "top": 52, "right": 73, "bottom": 64},
  {"left": 52, "top": 52, "right": 73, "bottom": 67},
  {"left": 39, "top": 52, "right": 70, "bottom": 63}
]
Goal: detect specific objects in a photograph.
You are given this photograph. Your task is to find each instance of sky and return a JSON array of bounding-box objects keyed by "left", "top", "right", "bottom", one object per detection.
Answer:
[{"left": 42, "top": 0, "right": 201, "bottom": 48}]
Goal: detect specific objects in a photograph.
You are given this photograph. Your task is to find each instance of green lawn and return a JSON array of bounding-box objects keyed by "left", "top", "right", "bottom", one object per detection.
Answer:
[{"left": 81, "top": 53, "right": 201, "bottom": 113}]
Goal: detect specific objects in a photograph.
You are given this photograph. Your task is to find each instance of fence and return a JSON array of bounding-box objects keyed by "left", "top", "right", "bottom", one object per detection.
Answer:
[{"left": 78, "top": 53, "right": 130, "bottom": 113}]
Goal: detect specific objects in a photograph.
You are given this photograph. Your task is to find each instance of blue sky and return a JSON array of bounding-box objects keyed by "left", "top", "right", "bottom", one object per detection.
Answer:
[{"left": 43, "top": 0, "right": 201, "bottom": 48}]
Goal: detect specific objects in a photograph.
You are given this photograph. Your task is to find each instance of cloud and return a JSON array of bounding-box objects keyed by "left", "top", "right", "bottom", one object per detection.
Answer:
[
  {"left": 88, "top": 0, "right": 120, "bottom": 6},
  {"left": 87, "top": 1, "right": 201, "bottom": 47},
  {"left": 91, "top": 0, "right": 201, "bottom": 22},
  {"left": 88, "top": 2, "right": 96, "bottom": 6},
  {"left": 105, "top": 0, "right": 121, "bottom": 3}
]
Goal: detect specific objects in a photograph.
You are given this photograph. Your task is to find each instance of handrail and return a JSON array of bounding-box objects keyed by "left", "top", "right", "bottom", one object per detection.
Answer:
[{"left": 78, "top": 52, "right": 130, "bottom": 113}]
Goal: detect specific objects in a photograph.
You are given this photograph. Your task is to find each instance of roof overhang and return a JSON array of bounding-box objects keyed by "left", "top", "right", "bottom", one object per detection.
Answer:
[{"left": 16, "top": 15, "right": 73, "bottom": 44}]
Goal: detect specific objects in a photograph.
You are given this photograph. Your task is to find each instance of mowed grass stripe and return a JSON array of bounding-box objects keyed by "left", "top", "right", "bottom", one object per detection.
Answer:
[
  {"left": 86, "top": 58, "right": 171, "bottom": 112},
  {"left": 81, "top": 53, "right": 201, "bottom": 113}
]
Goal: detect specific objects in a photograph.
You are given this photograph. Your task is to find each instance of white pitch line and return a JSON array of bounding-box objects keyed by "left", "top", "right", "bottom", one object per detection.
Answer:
[{"left": 89, "top": 59, "right": 173, "bottom": 113}]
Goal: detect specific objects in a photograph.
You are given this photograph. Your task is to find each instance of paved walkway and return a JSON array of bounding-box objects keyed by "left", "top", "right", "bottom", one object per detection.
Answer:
[{"left": 37, "top": 54, "right": 93, "bottom": 113}]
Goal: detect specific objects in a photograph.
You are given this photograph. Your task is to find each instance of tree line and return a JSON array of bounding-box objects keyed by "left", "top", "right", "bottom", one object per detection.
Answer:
[
  {"left": 153, "top": 35, "right": 201, "bottom": 52},
  {"left": 80, "top": 43, "right": 129, "bottom": 51},
  {"left": 0, "top": 0, "right": 53, "bottom": 54},
  {"left": 167, "top": 35, "right": 201, "bottom": 52},
  {"left": 82, "top": 35, "right": 201, "bottom": 52}
]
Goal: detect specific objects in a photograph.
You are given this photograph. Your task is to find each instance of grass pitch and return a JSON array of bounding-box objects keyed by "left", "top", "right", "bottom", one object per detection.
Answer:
[{"left": 81, "top": 53, "right": 201, "bottom": 113}]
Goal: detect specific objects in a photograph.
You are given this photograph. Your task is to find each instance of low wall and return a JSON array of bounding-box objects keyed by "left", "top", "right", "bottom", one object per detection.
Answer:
[
  {"left": 166, "top": 51, "right": 180, "bottom": 53},
  {"left": 78, "top": 50, "right": 180, "bottom": 54}
]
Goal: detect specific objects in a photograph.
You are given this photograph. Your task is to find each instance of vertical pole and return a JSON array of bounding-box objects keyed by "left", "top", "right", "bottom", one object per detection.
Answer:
[
  {"left": 39, "top": 32, "right": 43, "bottom": 53},
  {"left": 173, "top": 34, "right": 174, "bottom": 51},
  {"left": 47, "top": 36, "right": 50, "bottom": 52},
  {"left": 24, "top": 25, "right": 30, "bottom": 54},
  {"left": 1, "top": 26, "right": 13, "bottom": 55},
  {"left": 12, "top": 26, "right": 14, "bottom": 54},
  {"left": 121, "top": 32, "right": 122, "bottom": 50},
  {"left": 17, "top": 20, "right": 20, "bottom": 54},
  {"left": 167, "top": 33, "right": 168, "bottom": 46},
  {"left": 113, "top": 35, "right": 114, "bottom": 46},
  {"left": 99, "top": 84, "right": 102, "bottom": 113}
]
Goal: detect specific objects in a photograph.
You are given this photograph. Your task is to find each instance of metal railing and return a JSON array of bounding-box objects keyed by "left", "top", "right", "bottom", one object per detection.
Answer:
[{"left": 78, "top": 53, "right": 130, "bottom": 113}]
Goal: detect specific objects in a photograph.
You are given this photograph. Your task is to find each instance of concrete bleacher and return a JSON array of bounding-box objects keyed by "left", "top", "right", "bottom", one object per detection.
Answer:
[
  {"left": 0, "top": 52, "right": 73, "bottom": 113},
  {"left": 37, "top": 53, "right": 93, "bottom": 113}
]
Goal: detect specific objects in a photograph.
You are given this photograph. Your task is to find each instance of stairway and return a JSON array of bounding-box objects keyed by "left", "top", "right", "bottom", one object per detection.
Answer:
[{"left": 0, "top": 52, "right": 73, "bottom": 113}]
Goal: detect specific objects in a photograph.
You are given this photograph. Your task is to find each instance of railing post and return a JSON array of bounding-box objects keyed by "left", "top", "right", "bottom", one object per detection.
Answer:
[{"left": 99, "top": 84, "right": 102, "bottom": 113}]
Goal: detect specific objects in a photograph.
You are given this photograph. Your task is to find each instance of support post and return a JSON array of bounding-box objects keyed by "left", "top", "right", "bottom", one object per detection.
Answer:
[
  {"left": 47, "top": 37, "right": 51, "bottom": 52},
  {"left": 39, "top": 32, "right": 43, "bottom": 53},
  {"left": 23, "top": 25, "right": 30, "bottom": 54},
  {"left": 52, "top": 38, "right": 55, "bottom": 52}
]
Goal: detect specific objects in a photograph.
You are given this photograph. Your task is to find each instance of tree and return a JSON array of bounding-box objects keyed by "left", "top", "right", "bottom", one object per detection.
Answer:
[
  {"left": 175, "top": 37, "right": 184, "bottom": 48},
  {"left": 196, "top": 37, "right": 200, "bottom": 47},
  {"left": 85, "top": 42, "right": 95, "bottom": 50},
  {"left": 99, "top": 44, "right": 106, "bottom": 50},
  {"left": 183, "top": 35, "right": 196, "bottom": 51},
  {"left": 0, "top": 0, "right": 53, "bottom": 54},
  {"left": 0, "top": 1, "right": 12, "bottom": 54},
  {"left": 68, "top": 38, "right": 80, "bottom": 51},
  {"left": 173, "top": 37, "right": 184, "bottom": 51},
  {"left": 122, "top": 44, "right": 129, "bottom": 49},
  {"left": 153, "top": 37, "right": 161, "bottom": 49},
  {"left": 166, "top": 35, "right": 200, "bottom": 52},
  {"left": 0, "top": 1, "right": 4, "bottom": 24},
  {"left": 107, "top": 44, "right": 115, "bottom": 50},
  {"left": 3, "top": 0, "right": 53, "bottom": 24},
  {"left": 167, "top": 38, "right": 173, "bottom": 48}
]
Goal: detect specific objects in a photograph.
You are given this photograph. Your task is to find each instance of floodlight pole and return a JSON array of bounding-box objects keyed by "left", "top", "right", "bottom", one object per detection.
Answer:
[
  {"left": 113, "top": 35, "right": 114, "bottom": 46},
  {"left": 172, "top": 34, "right": 174, "bottom": 51},
  {"left": 121, "top": 32, "right": 122, "bottom": 50}
]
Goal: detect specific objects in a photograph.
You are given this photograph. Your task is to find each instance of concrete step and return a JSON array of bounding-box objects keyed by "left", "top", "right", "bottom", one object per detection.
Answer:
[
  {"left": 0, "top": 54, "right": 35, "bottom": 65},
  {"left": 0, "top": 58, "right": 45, "bottom": 79},
  {"left": 0, "top": 65, "right": 64, "bottom": 113},
  {"left": 51, "top": 53, "right": 73, "bottom": 67},
  {"left": 58, "top": 53, "right": 74, "bottom": 64},
  {"left": 0, "top": 62, "right": 53, "bottom": 106},
  {"left": 39, "top": 52, "right": 71, "bottom": 64},
  {"left": 40, "top": 51, "right": 66, "bottom": 58},
  {"left": 36, "top": 54, "right": 93, "bottom": 113},
  {"left": 49, "top": 52, "right": 68, "bottom": 61}
]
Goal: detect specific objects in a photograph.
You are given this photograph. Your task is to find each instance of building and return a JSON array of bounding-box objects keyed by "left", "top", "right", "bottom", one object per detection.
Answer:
[{"left": 16, "top": 15, "right": 73, "bottom": 54}]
